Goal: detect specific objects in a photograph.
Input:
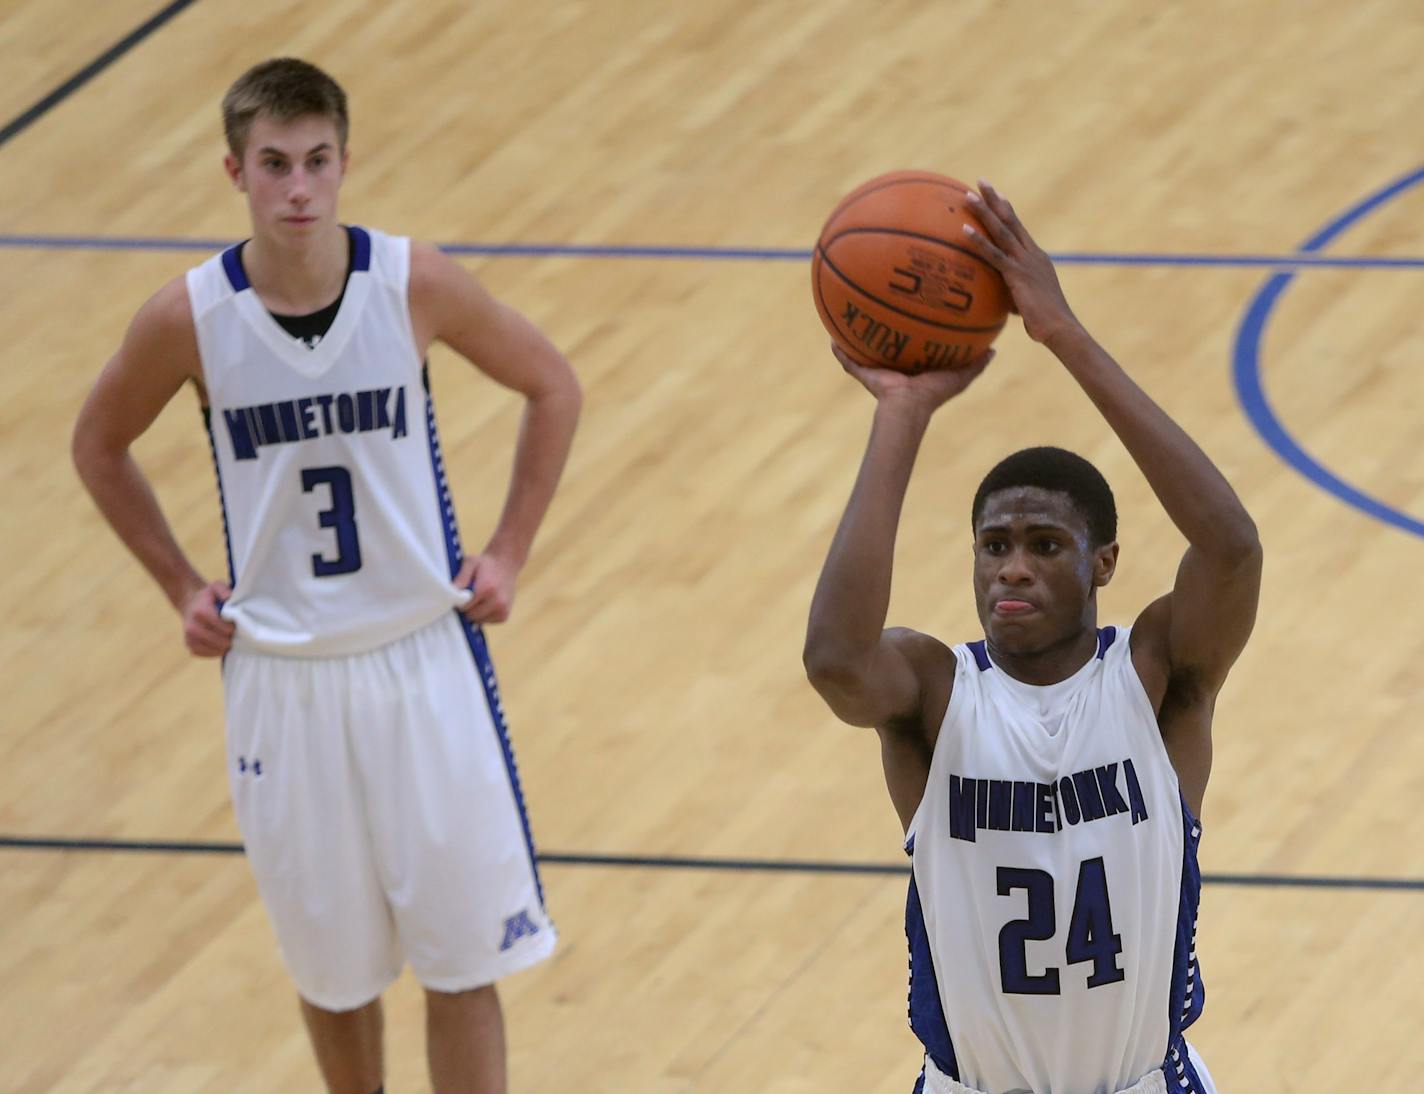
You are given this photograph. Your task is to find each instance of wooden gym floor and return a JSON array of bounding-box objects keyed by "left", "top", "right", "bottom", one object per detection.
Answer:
[{"left": 2, "top": 1, "right": 1422, "bottom": 1090}]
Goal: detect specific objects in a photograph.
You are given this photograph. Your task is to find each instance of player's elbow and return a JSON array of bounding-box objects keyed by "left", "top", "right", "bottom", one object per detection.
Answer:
[
  {"left": 1214, "top": 510, "right": 1262, "bottom": 568},
  {"left": 532, "top": 352, "right": 583, "bottom": 415},
  {"left": 71, "top": 411, "right": 127, "bottom": 493},
  {"left": 71, "top": 419, "right": 107, "bottom": 486},
  {"left": 803, "top": 641, "right": 867, "bottom": 701}
]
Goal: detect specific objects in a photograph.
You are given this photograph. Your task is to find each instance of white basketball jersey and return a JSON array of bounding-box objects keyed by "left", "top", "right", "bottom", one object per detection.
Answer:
[
  {"left": 189, "top": 227, "right": 468, "bottom": 657},
  {"left": 905, "top": 627, "right": 1208, "bottom": 1094}
]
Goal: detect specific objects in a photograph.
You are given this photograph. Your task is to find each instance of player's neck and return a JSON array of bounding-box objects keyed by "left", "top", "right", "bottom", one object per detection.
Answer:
[
  {"left": 987, "top": 625, "right": 1099, "bottom": 686},
  {"left": 243, "top": 224, "right": 349, "bottom": 314}
]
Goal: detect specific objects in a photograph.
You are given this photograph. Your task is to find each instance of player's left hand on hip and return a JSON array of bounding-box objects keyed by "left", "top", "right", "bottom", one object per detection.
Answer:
[
  {"left": 456, "top": 552, "right": 517, "bottom": 624},
  {"left": 961, "top": 182, "right": 1080, "bottom": 346}
]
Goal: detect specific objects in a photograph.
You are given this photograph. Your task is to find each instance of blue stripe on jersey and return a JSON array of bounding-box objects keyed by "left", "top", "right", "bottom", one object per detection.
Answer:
[
  {"left": 1163, "top": 795, "right": 1206, "bottom": 1090},
  {"left": 905, "top": 868, "right": 959, "bottom": 1081},
  {"left": 220, "top": 244, "right": 249, "bottom": 292},
  {"left": 349, "top": 226, "right": 372, "bottom": 272},
  {"left": 201, "top": 408, "right": 236, "bottom": 584},
  {"left": 421, "top": 365, "right": 463, "bottom": 579},
  {"left": 1165, "top": 1038, "right": 1208, "bottom": 1093},
  {"left": 910, "top": 1067, "right": 926, "bottom": 1094},
  {"left": 457, "top": 616, "right": 549, "bottom": 912},
  {"left": 972, "top": 628, "right": 1116, "bottom": 672}
]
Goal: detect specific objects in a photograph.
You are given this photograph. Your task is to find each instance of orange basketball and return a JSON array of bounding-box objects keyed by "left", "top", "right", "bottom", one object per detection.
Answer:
[{"left": 812, "top": 170, "right": 1010, "bottom": 371}]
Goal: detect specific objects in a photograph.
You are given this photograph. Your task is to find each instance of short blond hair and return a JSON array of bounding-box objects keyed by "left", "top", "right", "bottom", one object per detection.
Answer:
[{"left": 222, "top": 58, "right": 348, "bottom": 158}]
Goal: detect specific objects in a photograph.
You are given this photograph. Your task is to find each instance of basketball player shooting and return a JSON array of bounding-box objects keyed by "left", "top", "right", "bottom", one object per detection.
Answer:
[
  {"left": 71, "top": 59, "right": 580, "bottom": 1094},
  {"left": 803, "top": 182, "right": 1261, "bottom": 1094}
]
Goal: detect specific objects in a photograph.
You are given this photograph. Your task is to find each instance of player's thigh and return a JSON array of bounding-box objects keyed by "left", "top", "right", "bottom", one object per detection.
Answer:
[
  {"left": 354, "top": 613, "right": 554, "bottom": 988},
  {"left": 223, "top": 650, "right": 401, "bottom": 1009}
]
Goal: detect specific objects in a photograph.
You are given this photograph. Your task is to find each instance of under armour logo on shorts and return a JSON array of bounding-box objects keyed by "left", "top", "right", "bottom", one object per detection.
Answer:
[{"left": 499, "top": 910, "right": 540, "bottom": 951}]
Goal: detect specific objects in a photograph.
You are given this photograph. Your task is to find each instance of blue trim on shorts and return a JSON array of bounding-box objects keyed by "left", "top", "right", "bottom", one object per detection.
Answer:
[
  {"left": 1165, "top": 1038, "right": 1207, "bottom": 1093},
  {"left": 457, "top": 617, "right": 548, "bottom": 911}
]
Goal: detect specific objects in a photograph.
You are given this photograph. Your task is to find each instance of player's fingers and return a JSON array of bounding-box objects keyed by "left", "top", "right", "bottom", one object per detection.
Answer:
[
  {"left": 959, "top": 221, "right": 1007, "bottom": 270},
  {"left": 964, "top": 188, "right": 1015, "bottom": 253},
  {"left": 976, "top": 181, "right": 1033, "bottom": 250},
  {"left": 186, "top": 630, "right": 229, "bottom": 657},
  {"left": 197, "top": 602, "right": 237, "bottom": 636},
  {"left": 960, "top": 349, "right": 996, "bottom": 382},
  {"left": 188, "top": 616, "right": 230, "bottom": 647},
  {"left": 831, "top": 343, "right": 880, "bottom": 381},
  {"left": 454, "top": 557, "right": 480, "bottom": 590},
  {"left": 463, "top": 596, "right": 510, "bottom": 624}
]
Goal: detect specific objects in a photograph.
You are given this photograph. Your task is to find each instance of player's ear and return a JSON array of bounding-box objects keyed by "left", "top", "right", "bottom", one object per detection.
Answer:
[
  {"left": 224, "top": 152, "right": 245, "bottom": 191},
  {"left": 1092, "top": 542, "right": 1119, "bottom": 587}
]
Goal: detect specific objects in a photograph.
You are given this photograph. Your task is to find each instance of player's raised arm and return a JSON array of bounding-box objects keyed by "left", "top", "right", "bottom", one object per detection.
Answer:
[
  {"left": 409, "top": 242, "right": 582, "bottom": 624},
  {"left": 72, "top": 279, "right": 235, "bottom": 657},
  {"left": 961, "top": 182, "right": 1262, "bottom": 807},
  {"left": 803, "top": 348, "right": 990, "bottom": 732}
]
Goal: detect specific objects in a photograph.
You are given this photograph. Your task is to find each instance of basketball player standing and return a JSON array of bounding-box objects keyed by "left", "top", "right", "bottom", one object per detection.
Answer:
[
  {"left": 803, "top": 183, "right": 1261, "bottom": 1093},
  {"left": 72, "top": 59, "right": 580, "bottom": 1094}
]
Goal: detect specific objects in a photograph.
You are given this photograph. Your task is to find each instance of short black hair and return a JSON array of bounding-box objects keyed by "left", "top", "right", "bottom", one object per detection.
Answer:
[{"left": 971, "top": 446, "right": 1117, "bottom": 546}]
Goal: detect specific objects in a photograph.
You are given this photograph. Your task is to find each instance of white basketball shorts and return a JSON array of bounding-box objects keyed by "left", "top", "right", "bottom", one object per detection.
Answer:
[
  {"left": 222, "top": 611, "right": 556, "bottom": 1010},
  {"left": 920, "top": 1041, "right": 1216, "bottom": 1094}
]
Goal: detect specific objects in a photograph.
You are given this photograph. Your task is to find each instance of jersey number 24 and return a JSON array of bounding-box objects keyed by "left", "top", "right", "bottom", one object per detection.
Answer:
[{"left": 998, "top": 857, "right": 1124, "bottom": 994}]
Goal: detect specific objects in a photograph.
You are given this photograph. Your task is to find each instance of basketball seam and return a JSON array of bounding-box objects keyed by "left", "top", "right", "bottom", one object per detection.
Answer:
[
  {"left": 815, "top": 243, "right": 1008, "bottom": 334},
  {"left": 823, "top": 226, "right": 999, "bottom": 273},
  {"left": 812, "top": 250, "right": 878, "bottom": 369},
  {"left": 822, "top": 173, "right": 971, "bottom": 237}
]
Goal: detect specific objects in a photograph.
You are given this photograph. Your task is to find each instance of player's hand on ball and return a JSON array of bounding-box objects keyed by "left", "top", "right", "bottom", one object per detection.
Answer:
[
  {"left": 962, "top": 182, "right": 1080, "bottom": 347},
  {"left": 457, "top": 552, "right": 519, "bottom": 624},
  {"left": 832, "top": 343, "right": 992, "bottom": 408},
  {"left": 182, "top": 579, "right": 235, "bottom": 657}
]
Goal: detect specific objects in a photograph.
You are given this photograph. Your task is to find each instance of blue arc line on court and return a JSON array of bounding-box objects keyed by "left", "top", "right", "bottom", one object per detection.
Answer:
[
  {"left": 1232, "top": 164, "right": 1424, "bottom": 539},
  {"left": 1, "top": 233, "right": 1423, "bottom": 269},
  {"left": 2, "top": 835, "right": 1421, "bottom": 891}
]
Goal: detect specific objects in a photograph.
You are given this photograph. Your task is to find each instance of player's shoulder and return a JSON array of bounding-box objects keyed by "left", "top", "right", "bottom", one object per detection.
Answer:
[
  {"left": 127, "top": 276, "right": 199, "bottom": 358},
  {"left": 408, "top": 238, "right": 460, "bottom": 289},
  {"left": 884, "top": 626, "right": 955, "bottom": 669},
  {"left": 1129, "top": 596, "right": 1174, "bottom": 709},
  {"left": 884, "top": 627, "right": 958, "bottom": 737},
  {"left": 140, "top": 275, "right": 196, "bottom": 328}
]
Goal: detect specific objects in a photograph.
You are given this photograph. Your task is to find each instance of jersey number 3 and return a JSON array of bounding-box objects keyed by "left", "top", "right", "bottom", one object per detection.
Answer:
[
  {"left": 997, "top": 857, "right": 1124, "bottom": 994},
  {"left": 302, "top": 466, "right": 362, "bottom": 576}
]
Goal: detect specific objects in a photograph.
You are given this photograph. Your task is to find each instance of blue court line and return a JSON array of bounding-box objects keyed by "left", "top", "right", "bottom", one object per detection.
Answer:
[
  {"left": 1232, "top": 165, "right": 1424, "bottom": 539},
  {"left": 2, "top": 835, "right": 1420, "bottom": 891},
  {"left": 1, "top": 232, "right": 1423, "bottom": 269},
  {"left": 0, "top": 0, "right": 201, "bottom": 148}
]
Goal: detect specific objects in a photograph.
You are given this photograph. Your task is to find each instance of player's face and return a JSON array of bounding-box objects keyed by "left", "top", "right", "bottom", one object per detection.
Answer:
[
  {"left": 225, "top": 113, "right": 348, "bottom": 241},
  {"left": 971, "top": 487, "right": 1117, "bottom": 657}
]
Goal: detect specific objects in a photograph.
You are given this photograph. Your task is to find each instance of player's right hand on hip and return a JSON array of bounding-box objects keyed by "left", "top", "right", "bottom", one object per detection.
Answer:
[{"left": 182, "top": 580, "right": 236, "bottom": 657}]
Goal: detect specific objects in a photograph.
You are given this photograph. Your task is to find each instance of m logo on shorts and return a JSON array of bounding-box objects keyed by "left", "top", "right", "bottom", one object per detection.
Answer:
[{"left": 499, "top": 910, "right": 540, "bottom": 952}]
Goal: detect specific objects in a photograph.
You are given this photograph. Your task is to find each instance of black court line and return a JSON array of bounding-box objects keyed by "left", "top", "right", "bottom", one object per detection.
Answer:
[
  {"left": 0, "top": 0, "right": 201, "bottom": 149},
  {"left": 2, "top": 835, "right": 1420, "bottom": 891}
]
